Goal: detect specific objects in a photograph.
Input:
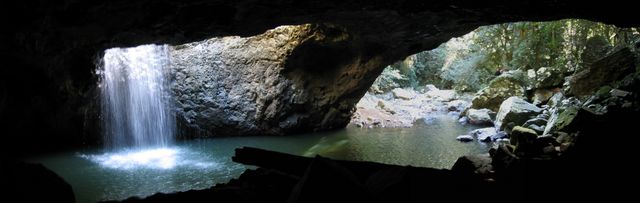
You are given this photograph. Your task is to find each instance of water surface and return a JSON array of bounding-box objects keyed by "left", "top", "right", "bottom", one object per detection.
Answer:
[{"left": 27, "top": 115, "right": 489, "bottom": 203}]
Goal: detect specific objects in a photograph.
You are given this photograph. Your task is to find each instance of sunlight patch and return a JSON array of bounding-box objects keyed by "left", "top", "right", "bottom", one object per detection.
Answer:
[{"left": 81, "top": 148, "right": 217, "bottom": 170}]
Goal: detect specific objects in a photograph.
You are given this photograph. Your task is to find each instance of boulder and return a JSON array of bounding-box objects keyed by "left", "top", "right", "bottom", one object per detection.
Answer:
[
  {"left": 532, "top": 89, "right": 555, "bottom": 106},
  {"left": 547, "top": 92, "right": 564, "bottom": 108},
  {"left": 466, "top": 108, "right": 494, "bottom": 126},
  {"left": 580, "top": 35, "right": 613, "bottom": 68},
  {"left": 426, "top": 89, "right": 457, "bottom": 102},
  {"left": 569, "top": 47, "right": 636, "bottom": 96},
  {"left": 494, "top": 97, "right": 542, "bottom": 130},
  {"left": 424, "top": 84, "right": 439, "bottom": 92},
  {"left": 527, "top": 124, "right": 545, "bottom": 135},
  {"left": 509, "top": 126, "right": 539, "bottom": 156},
  {"left": 456, "top": 135, "right": 474, "bottom": 142},
  {"left": 544, "top": 105, "right": 606, "bottom": 136},
  {"left": 451, "top": 153, "right": 493, "bottom": 177},
  {"left": 470, "top": 74, "right": 526, "bottom": 111},
  {"left": 392, "top": 88, "right": 416, "bottom": 100},
  {"left": 469, "top": 127, "right": 497, "bottom": 142},
  {"left": 543, "top": 106, "right": 579, "bottom": 136},
  {"left": 523, "top": 118, "right": 548, "bottom": 127},
  {"left": 527, "top": 67, "right": 566, "bottom": 89}
]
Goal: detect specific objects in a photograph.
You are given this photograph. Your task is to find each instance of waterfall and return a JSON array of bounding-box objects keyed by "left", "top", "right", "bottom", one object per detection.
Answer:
[{"left": 99, "top": 44, "right": 175, "bottom": 149}]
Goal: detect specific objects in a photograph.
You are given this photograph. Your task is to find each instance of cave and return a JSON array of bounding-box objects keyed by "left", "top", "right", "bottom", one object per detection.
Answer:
[{"left": 1, "top": 1, "right": 639, "bottom": 203}]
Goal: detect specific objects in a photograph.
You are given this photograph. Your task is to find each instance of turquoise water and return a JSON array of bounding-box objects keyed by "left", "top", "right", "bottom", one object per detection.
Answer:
[{"left": 26, "top": 115, "right": 489, "bottom": 203}]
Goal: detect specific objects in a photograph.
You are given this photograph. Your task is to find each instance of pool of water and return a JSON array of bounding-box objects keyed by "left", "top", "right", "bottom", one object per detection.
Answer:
[{"left": 25, "top": 115, "right": 490, "bottom": 203}]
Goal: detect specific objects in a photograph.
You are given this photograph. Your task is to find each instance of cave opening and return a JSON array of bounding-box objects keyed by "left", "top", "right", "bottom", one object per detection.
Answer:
[
  {"left": 3, "top": 1, "right": 640, "bottom": 202},
  {"left": 18, "top": 19, "right": 638, "bottom": 203}
]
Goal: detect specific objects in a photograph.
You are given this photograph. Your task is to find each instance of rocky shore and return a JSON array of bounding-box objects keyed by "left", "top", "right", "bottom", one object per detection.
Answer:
[{"left": 350, "top": 85, "right": 473, "bottom": 128}]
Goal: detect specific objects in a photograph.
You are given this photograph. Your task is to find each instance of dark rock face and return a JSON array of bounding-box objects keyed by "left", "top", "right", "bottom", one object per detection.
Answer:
[
  {"left": 569, "top": 48, "right": 636, "bottom": 96},
  {"left": 2, "top": 0, "right": 640, "bottom": 151},
  {"left": 0, "top": 159, "right": 75, "bottom": 203},
  {"left": 170, "top": 25, "right": 379, "bottom": 135}
]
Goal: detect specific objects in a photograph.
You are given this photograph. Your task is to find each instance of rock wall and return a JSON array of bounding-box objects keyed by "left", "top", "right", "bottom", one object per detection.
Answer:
[{"left": 170, "top": 25, "right": 383, "bottom": 136}]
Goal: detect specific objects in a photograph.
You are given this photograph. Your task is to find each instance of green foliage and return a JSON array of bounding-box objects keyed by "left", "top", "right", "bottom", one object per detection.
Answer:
[{"left": 370, "top": 19, "right": 639, "bottom": 94}]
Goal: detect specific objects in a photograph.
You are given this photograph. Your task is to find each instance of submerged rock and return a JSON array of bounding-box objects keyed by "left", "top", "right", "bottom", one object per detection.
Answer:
[
  {"left": 470, "top": 74, "right": 526, "bottom": 111},
  {"left": 494, "top": 97, "right": 542, "bottom": 130},
  {"left": 456, "top": 135, "right": 474, "bottom": 142}
]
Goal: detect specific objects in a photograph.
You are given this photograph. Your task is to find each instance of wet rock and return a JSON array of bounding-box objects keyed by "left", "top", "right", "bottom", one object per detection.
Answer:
[
  {"left": 456, "top": 135, "right": 474, "bottom": 142},
  {"left": 491, "top": 131, "right": 508, "bottom": 141},
  {"left": 569, "top": 47, "right": 636, "bottom": 96},
  {"left": 470, "top": 127, "right": 497, "bottom": 142},
  {"left": 494, "top": 97, "right": 542, "bottom": 130},
  {"left": 392, "top": 88, "right": 417, "bottom": 100},
  {"left": 470, "top": 74, "right": 526, "bottom": 111},
  {"left": 458, "top": 117, "right": 469, "bottom": 125},
  {"left": 466, "top": 108, "right": 494, "bottom": 126}
]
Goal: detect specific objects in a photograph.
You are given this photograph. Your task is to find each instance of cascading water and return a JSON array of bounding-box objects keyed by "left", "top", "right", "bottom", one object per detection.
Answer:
[{"left": 99, "top": 44, "right": 175, "bottom": 149}]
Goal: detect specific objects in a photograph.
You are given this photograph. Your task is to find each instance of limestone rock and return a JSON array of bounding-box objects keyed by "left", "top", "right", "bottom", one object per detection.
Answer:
[
  {"left": 470, "top": 74, "right": 526, "bottom": 111},
  {"left": 494, "top": 97, "right": 543, "bottom": 130},
  {"left": 391, "top": 88, "right": 416, "bottom": 100},
  {"left": 170, "top": 25, "right": 374, "bottom": 136}
]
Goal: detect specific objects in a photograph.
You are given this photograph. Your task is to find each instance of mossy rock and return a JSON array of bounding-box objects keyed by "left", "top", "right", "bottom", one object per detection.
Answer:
[{"left": 470, "top": 75, "right": 526, "bottom": 111}]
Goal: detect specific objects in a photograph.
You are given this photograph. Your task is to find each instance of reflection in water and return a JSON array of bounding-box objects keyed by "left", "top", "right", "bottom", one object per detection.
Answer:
[{"left": 28, "top": 115, "right": 489, "bottom": 203}]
